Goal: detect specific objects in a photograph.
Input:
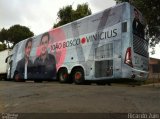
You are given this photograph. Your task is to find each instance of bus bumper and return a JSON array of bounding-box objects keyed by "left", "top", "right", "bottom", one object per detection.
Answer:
[{"left": 122, "top": 68, "right": 149, "bottom": 81}]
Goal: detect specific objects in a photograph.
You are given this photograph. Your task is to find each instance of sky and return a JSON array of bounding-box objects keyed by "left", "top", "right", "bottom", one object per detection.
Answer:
[
  {"left": 149, "top": 43, "right": 160, "bottom": 59},
  {"left": 0, "top": 0, "right": 116, "bottom": 35},
  {"left": 0, "top": 0, "right": 159, "bottom": 59}
]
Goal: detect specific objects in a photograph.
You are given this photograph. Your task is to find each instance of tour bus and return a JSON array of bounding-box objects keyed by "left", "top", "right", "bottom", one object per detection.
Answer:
[{"left": 6, "top": 2, "right": 149, "bottom": 84}]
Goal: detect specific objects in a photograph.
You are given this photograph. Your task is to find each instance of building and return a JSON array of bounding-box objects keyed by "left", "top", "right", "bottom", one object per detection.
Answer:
[{"left": 149, "top": 57, "right": 160, "bottom": 79}]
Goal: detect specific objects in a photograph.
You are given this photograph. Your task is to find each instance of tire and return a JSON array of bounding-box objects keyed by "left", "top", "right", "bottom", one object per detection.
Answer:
[
  {"left": 107, "top": 83, "right": 111, "bottom": 86},
  {"left": 72, "top": 68, "right": 84, "bottom": 85},
  {"left": 58, "top": 68, "right": 69, "bottom": 83},
  {"left": 34, "top": 79, "right": 42, "bottom": 83},
  {"left": 13, "top": 73, "right": 20, "bottom": 82},
  {"left": 96, "top": 82, "right": 106, "bottom": 85},
  {"left": 14, "top": 74, "right": 25, "bottom": 82},
  {"left": 1, "top": 74, "right": 7, "bottom": 81}
]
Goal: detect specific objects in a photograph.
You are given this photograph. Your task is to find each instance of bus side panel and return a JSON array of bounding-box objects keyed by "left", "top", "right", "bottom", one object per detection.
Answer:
[
  {"left": 121, "top": 19, "right": 132, "bottom": 79},
  {"left": 114, "top": 40, "right": 122, "bottom": 78},
  {"left": 9, "top": 3, "right": 135, "bottom": 81}
]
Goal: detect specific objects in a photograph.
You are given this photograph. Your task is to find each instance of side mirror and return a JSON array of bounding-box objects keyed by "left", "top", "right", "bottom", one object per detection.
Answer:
[
  {"left": 5, "top": 57, "right": 8, "bottom": 63},
  {"left": 5, "top": 54, "right": 13, "bottom": 63}
]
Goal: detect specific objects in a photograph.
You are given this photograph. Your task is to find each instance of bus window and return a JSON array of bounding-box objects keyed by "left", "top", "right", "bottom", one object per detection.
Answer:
[{"left": 122, "top": 22, "right": 127, "bottom": 32}]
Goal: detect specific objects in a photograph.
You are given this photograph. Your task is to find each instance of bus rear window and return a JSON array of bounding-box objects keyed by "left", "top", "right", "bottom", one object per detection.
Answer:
[{"left": 132, "top": 8, "right": 145, "bottom": 39}]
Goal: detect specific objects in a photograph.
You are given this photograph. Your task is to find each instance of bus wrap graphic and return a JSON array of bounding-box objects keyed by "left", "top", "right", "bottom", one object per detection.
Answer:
[
  {"left": 7, "top": 2, "right": 149, "bottom": 82},
  {"left": 49, "top": 28, "right": 67, "bottom": 68}
]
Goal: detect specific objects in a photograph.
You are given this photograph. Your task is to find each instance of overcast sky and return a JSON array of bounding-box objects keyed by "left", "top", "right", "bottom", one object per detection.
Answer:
[
  {"left": 0, "top": 0, "right": 159, "bottom": 58},
  {"left": 0, "top": 0, "right": 116, "bottom": 35}
]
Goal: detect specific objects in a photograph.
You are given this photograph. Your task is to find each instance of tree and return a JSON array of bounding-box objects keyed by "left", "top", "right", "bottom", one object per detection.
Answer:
[
  {"left": 0, "top": 28, "right": 8, "bottom": 43},
  {"left": 0, "top": 28, "right": 11, "bottom": 49},
  {"left": 73, "top": 3, "right": 92, "bottom": 20},
  {"left": 54, "top": 5, "right": 73, "bottom": 28},
  {"left": 115, "top": 0, "right": 160, "bottom": 47},
  {"left": 54, "top": 3, "right": 92, "bottom": 28},
  {"left": 0, "top": 24, "right": 34, "bottom": 48}
]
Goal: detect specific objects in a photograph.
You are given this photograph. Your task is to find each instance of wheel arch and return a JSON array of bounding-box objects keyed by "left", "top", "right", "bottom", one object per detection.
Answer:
[
  {"left": 57, "top": 67, "right": 68, "bottom": 73},
  {"left": 70, "top": 65, "right": 85, "bottom": 76}
]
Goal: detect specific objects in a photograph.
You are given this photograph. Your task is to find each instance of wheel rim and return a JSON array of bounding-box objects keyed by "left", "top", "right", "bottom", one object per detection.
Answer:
[
  {"left": 61, "top": 73, "right": 68, "bottom": 80},
  {"left": 75, "top": 72, "right": 82, "bottom": 80},
  {"left": 15, "top": 74, "right": 20, "bottom": 81},
  {"left": 60, "top": 72, "right": 68, "bottom": 81},
  {"left": 63, "top": 73, "right": 68, "bottom": 79}
]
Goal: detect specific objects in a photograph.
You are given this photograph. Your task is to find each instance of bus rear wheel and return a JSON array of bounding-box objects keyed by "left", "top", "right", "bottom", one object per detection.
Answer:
[
  {"left": 72, "top": 68, "right": 84, "bottom": 85},
  {"left": 58, "top": 68, "right": 69, "bottom": 83},
  {"left": 34, "top": 79, "right": 42, "bottom": 83},
  {"left": 96, "top": 82, "right": 106, "bottom": 85}
]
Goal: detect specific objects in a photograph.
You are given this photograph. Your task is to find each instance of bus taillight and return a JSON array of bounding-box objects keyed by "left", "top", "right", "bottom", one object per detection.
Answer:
[{"left": 124, "top": 47, "right": 133, "bottom": 67}]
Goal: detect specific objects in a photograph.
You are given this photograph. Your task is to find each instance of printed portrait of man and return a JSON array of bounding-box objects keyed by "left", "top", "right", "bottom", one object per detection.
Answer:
[
  {"left": 34, "top": 32, "right": 56, "bottom": 81},
  {"left": 132, "top": 8, "right": 144, "bottom": 38},
  {"left": 14, "top": 38, "right": 33, "bottom": 81}
]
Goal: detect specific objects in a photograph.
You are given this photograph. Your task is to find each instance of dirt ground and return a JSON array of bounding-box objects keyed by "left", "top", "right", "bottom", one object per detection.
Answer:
[{"left": 0, "top": 81, "right": 159, "bottom": 114}]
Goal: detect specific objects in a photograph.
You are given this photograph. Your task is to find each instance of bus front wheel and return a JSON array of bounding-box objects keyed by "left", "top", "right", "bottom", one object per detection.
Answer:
[{"left": 58, "top": 68, "right": 69, "bottom": 83}]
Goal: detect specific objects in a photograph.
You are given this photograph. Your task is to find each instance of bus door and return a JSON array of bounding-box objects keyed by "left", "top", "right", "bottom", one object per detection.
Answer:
[{"left": 114, "top": 40, "right": 122, "bottom": 78}]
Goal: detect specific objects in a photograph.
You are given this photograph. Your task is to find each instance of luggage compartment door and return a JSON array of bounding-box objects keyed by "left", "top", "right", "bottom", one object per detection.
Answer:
[{"left": 114, "top": 40, "right": 122, "bottom": 78}]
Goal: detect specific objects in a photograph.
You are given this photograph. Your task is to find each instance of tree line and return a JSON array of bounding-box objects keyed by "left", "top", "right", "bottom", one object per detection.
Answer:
[{"left": 0, "top": 25, "right": 34, "bottom": 50}]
